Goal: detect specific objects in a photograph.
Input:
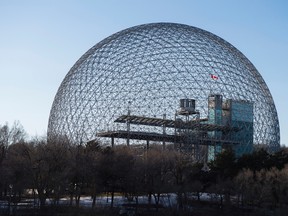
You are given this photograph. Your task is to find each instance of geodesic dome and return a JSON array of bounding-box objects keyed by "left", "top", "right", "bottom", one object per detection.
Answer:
[{"left": 48, "top": 22, "right": 280, "bottom": 151}]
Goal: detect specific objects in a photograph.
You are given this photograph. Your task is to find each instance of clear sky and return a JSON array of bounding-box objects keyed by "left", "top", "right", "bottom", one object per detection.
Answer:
[{"left": 0, "top": 0, "right": 287, "bottom": 145}]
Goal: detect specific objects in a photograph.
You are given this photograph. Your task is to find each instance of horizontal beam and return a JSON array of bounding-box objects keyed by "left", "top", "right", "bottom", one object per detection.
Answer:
[
  {"left": 96, "top": 130, "right": 240, "bottom": 145},
  {"left": 114, "top": 115, "right": 239, "bottom": 131}
]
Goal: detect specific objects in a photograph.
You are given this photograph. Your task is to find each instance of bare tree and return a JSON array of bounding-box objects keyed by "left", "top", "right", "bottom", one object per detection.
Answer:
[
  {"left": 0, "top": 121, "right": 27, "bottom": 146},
  {"left": 0, "top": 121, "right": 27, "bottom": 198},
  {"left": 25, "top": 136, "right": 72, "bottom": 208},
  {"left": 2, "top": 142, "right": 34, "bottom": 202}
]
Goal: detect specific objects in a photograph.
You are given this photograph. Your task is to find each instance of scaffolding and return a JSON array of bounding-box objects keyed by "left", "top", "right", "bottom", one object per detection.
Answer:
[{"left": 96, "top": 98, "right": 241, "bottom": 161}]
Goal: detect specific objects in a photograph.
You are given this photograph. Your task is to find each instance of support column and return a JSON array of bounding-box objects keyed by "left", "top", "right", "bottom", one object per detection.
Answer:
[
  {"left": 163, "top": 114, "right": 166, "bottom": 150},
  {"left": 127, "top": 109, "right": 131, "bottom": 147}
]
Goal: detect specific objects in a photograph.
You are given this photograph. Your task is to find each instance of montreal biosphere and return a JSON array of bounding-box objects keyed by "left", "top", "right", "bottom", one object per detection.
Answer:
[{"left": 48, "top": 22, "right": 280, "bottom": 155}]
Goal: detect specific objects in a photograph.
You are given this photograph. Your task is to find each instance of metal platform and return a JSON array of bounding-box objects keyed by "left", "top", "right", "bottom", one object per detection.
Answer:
[
  {"left": 114, "top": 115, "right": 239, "bottom": 132},
  {"left": 97, "top": 130, "right": 240, "bottom": 146}
]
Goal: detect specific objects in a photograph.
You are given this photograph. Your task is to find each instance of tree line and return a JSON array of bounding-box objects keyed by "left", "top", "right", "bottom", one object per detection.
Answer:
[{"left": 1, "top": 122, "right": 288, "bottom": 213}]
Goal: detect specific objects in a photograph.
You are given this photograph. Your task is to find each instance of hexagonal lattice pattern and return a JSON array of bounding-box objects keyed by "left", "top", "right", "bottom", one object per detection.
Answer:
[{"left": 48, "top": 23, "right": 280, "bottom": 151}]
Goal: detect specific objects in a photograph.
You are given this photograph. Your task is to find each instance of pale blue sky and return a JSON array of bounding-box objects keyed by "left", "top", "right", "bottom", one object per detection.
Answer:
[{"left": 0, "top": 0, "right": 287, "bottom": 145}]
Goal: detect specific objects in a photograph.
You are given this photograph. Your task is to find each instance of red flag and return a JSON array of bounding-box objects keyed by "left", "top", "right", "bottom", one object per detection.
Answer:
[{"left": 210, "top": 74, "right": 218, "bottom": 80}]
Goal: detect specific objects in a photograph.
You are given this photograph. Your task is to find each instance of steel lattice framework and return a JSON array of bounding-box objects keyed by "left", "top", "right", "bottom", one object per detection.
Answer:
[{"left": 48, "top": 23, "right": 280, "bottom": 151}]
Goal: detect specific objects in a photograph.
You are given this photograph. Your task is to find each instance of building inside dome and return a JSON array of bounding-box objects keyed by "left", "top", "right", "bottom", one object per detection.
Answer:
[{"left": 48, "top": 22, "right": 280, "bottom": 160}]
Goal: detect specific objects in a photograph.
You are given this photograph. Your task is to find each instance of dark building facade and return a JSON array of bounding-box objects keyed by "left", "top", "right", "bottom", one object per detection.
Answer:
[{"left": 207, "top": 94, "right": 253, "bottom": 160}]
